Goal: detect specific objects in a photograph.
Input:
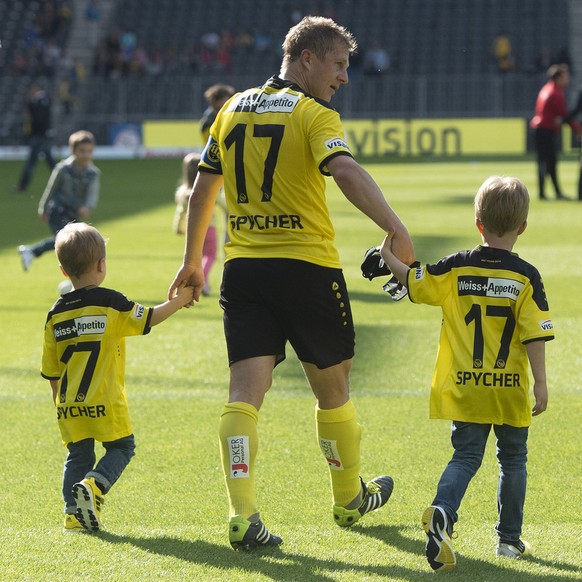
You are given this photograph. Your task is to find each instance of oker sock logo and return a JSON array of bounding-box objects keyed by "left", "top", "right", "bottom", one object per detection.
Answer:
[
  {"left": 227, "top": 436, "right": 250, "bottom": 479},
  {"left": 319, "top": 438, "right": 343, "bottom": 471}
]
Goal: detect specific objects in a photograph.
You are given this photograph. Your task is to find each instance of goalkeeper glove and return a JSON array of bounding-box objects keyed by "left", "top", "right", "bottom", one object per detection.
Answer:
[{"left": 361, "top": 246, "right": 391, "bottom": 280}]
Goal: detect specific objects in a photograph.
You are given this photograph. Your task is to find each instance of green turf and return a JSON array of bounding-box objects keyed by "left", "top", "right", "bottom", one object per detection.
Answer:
[{"left": 1, "top": 158, "right": 580, "bottom": 581}]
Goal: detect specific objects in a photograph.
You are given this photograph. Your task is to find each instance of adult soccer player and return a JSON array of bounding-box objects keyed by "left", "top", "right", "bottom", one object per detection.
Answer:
[
  {"left": 530, "top": 64, "right": 581, "bottom": 200},
  {"left": 169, "top": 15, "right": 415, "bottom": 550}
]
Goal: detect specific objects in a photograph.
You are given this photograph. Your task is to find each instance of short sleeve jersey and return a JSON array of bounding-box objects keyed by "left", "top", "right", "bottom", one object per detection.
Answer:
[
  {"left": 41, "top": 286, "right": 153, "bottom": 445},
  {"left": 199, "top": 76, "right": 353, "bottom": 268},
  {"left": 407, "top": 246, "right": 554, "bottom": 427}
]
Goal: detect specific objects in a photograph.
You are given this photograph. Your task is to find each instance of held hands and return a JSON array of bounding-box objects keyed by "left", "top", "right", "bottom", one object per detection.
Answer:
[
  {"left": 168, "top": 263, "right": 204, "bottom": 306},
  {"left": 360, "top": 231, "right": 417, "bottom": 301},
  {"left": 174, "top": 282, "right": 196, "bottom": 308}
]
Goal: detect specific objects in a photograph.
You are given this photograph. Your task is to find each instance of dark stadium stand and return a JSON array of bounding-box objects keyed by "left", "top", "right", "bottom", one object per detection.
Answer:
[{"left": 0, "top": 0, "right": 576, "bottom": 146}]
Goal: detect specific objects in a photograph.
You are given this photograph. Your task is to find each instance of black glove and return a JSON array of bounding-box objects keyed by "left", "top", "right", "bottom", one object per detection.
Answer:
[{"left": 361, "top": 246, "right": 391, "bottom": 280}]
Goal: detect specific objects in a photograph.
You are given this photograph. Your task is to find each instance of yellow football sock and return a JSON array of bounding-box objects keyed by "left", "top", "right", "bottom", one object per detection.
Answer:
[
  {"left": 316, "top": 400, "right": 362, "bottom": 507},
  {"left": 219, "top": 401, "right": 259, "bottom": 520}
]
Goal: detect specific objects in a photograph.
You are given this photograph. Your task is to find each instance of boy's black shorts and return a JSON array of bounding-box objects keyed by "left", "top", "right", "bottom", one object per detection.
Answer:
[{"left": 219, "top": 258, "right": 355, "bottom": 369}]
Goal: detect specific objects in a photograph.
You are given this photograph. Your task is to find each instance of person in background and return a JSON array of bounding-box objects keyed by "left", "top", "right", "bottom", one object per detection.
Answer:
[
  {"left": 492, "top": 32, "right": 515, "bottom": 73},
  {"left": 200, "top": 83, "right": 236, "bottom": 142},
  {"left": 11, "top": 83, "right": 57, "bottom": 193},
  {"left": 564, "top": 85, "right": 582, "bottom": 201},
  {"left": 42, "top": 223, "right": 194, "bottom": 532},
  {"left": 200, "top": 83, "right": 235, "bottom": 254},
  {"left": 530, "top": 64, "right": 581, "bottom": 200},
  {"left": 18, "top": 131, "right": 100, "bottom": 271},
  {"left": 380, "top": 176, "right": 553, "bottom": 572},
  {"left": 173, "top": 152, "right": 224, "bottom": 295},
  {"left": 169, "top": 16, "right": 414, "bottom": 551}
]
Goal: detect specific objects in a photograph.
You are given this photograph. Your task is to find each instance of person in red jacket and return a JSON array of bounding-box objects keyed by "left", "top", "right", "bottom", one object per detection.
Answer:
[{"left": 530, "top": 64, "right": 581, "bottom": 200}]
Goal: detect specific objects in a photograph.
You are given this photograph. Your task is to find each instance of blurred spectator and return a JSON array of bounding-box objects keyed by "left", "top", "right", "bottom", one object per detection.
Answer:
[
  {"left": 234, "top": 29, "right": 255, "bottom": 52},
  {"left": 85, "top": 0, "right": 102, "bottom": 47},
  {"left": 215, "top": 42, "right": 232, "bottom": 73},
  {"left": 532, "top": 47, "right": 553, "bottom": 74},
  {"left": 254, "top": 30, "right": 272, "bottom": 52},
  {"left": 59, "top": 57, "right": 85, "bottom": 114},
  {"left": 200, "top": 30, "right": 220, "bottom": 52},
  {"left": 41, "top": 37, "right": 62, "bottom": 76},
  {"left": 145, "top": 47, "right": 164, "bottom": 76},
  {"left": 129, "top": 44, "right": 149, "bottom": 76},
  {"left": 492, "top": 32, "right": 515, "bottom": 73},
  {"left": 11, "top": 83, "right": 57, "bottom": 193},
  {"left": 363, "top": 41, "right": 390, "bottom": 75},
  {"left": 119, "top": 28, "right": 138, "bottom": 73},
  {"left": 184, "top": 44, "right": 199, "bottom": 73},
  {"left": 164, "top": 46, "right": 180, "bottom": 74},
  {"left": 12, "top": 0, "right": 73, "bottom": 78}
]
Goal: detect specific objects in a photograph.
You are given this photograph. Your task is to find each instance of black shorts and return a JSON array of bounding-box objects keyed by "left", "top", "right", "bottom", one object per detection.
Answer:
[{"left": 219, "top": 258, "right": 355, "bottom": 369}]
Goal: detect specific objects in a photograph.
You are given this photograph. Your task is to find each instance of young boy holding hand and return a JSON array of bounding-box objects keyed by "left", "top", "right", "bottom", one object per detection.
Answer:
[
  {"left": 41, "top": 223, "right": 194, "bottom": 532},
  {"left": 380, "top": 176, "right": 553, "bottom": 571}
]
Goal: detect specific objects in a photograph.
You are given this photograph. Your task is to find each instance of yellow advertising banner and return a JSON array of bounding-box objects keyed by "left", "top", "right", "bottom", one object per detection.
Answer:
[
  {"left": 143, "top": 121, "right": 204, "bottom": 148},
  {"left": 143, "top": 118, "right": 526, "bottom": 156},
  {"left": 342, "top": 119, "right": 525, "bottom": 156}
]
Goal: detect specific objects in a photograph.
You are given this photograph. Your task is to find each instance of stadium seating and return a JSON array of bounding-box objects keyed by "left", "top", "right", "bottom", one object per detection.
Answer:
[{"left": 0, "top": 0, "right": 575, "bottom": 145}]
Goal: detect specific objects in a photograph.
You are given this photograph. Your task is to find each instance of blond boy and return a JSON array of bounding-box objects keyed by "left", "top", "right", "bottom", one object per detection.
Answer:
[
  {"left": 381, "top": 176, "right": 553, "bottom": 571},
  {"left": 41, "top": 223, "right": 193, "bottom": 532}
]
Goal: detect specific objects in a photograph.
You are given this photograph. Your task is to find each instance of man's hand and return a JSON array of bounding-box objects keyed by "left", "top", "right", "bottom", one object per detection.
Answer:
[{"left": 168, "top": 263, "right": 204, "bottom": 306}]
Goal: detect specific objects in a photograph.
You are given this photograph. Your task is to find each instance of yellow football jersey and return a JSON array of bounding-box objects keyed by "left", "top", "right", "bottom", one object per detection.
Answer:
[
  {"left": 199, "top": 76, "right": 353, "bottom": 268},
  {"left": 407, "top": 246, "right": 554, "bottom": 427},
  {"left": 41, "top": 286, "right": 153, "bottom": 445}
]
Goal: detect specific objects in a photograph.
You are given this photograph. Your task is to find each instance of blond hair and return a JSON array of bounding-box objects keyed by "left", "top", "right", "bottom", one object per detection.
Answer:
[
  {"left": 69, "top": 130, "right": 96, "bottom": 153},
  {"left": 55, "top": 222, "right": 106, "bottom": 278},
  {"left": 282, "top": 16, "right": 357, "bottom": 68},
  {"left": 474, "top": 176, "right": 529, "bottom": 237}
]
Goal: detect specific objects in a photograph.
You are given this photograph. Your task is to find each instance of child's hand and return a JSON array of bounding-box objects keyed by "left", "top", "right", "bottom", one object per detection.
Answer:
[
  {"left": 379, "top": 230, "right": 395, "bottom": 262},
  {"left": 532, "top": 381, "right": 548, "bottom": 416},
  {"left": 175, "top": 284, "right": 195, "bottom": 308}
]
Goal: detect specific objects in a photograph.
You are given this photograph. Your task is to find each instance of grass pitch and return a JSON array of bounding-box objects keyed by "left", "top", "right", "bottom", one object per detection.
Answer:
[{"left": 0, "top": 157, "right": 580, "bottom": 581}]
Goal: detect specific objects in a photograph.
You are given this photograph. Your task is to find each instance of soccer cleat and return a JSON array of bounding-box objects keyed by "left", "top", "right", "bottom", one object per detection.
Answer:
[
  {"left": 333, "top": 475, "right": 394, "bottom": 527},
  {"left": 63, "top": 513, "right": 86, "bottom": 533},
  {"left": 72, "top": 477, "right": 104, "bottom": 532},
  {"left": 229, "top": 516, "right": 283, "bottom": 551},
  {"left": 422, "top": 505, "right": 456, "bottom": 572},
  {"left": 18, "top": 245, "right": 34, "bottom": 272},
  {"left": 496, "top": 539, "right": 532, "bottom": 558}
]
